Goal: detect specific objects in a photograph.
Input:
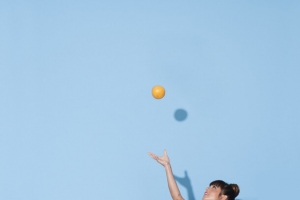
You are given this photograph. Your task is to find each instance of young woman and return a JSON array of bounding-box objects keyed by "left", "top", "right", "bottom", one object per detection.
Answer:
[{"left": 148, "top": 150, "right": 240, "bottom": 200}]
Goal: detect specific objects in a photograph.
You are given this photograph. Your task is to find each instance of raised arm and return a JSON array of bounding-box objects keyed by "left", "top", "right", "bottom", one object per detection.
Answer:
[{"left": 148, "top": 150, "right": 184, "bottom": 200}]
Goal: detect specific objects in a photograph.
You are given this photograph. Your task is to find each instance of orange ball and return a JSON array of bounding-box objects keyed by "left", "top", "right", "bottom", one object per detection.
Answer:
[{"left": 152, "top": 85, "right": 165, "bottom": 99}]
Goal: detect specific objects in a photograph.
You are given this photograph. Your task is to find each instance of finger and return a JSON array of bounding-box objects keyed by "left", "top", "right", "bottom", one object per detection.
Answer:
[
  {"left": 164, "top": 149, "right": 167, "bottom": 156},
  {"left": 148, "top": 152, "right": 155, "bottom": 158},
  {"left": 148, "top": 152, "right": 158, "bottom": 160},
  {"left": 149, "top": 152, "right": 156, "bottom": 157}
]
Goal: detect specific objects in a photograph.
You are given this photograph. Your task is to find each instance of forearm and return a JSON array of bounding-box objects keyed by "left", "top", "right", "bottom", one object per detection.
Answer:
[{"left": 165, "top": 163, "right": 184, "bottom": 200}]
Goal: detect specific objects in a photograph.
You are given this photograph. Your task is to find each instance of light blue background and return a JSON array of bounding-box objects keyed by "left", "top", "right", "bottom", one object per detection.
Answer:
[{"left": 1, "top": 1, "right": 299, "bottom": 200}]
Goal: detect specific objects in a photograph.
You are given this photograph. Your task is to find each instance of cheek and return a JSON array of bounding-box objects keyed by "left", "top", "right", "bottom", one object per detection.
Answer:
[{"left": 211, "top": 191, "right": 220, "bottom": 198}]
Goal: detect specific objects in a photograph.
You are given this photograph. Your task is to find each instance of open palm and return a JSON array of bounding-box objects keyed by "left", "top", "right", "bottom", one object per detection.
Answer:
[{"left": 148, "top": 150, "right": 170, "bottom": 167}]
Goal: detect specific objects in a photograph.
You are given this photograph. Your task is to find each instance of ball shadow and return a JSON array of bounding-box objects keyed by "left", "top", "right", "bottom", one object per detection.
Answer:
[{"left": 174, "top": 109, "right": 188, "bottom": 122}]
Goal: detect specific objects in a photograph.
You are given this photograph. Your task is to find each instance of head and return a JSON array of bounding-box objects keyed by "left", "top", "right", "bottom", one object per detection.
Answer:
[{"left": 202, "top": 180, "right": 240, "bottom": 200}]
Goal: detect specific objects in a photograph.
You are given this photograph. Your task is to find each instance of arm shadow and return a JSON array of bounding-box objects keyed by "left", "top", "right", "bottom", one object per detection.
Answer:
[{"left": 174, "top": 170, "right": 196, "bottom": 200}]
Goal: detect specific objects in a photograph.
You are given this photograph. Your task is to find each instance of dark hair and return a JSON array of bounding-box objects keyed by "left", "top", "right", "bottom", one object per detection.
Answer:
[{"left": 209, "top": 180, "right": 240, "bottom": 200}]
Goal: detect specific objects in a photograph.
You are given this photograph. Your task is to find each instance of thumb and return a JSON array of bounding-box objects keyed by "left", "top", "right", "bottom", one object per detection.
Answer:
[{"left": 164, "top": 149, "right": 167, "bottom": 156}]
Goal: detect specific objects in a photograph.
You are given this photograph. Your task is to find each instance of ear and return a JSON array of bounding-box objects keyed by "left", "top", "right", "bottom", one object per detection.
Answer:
[{"left": 220, "top": 195, "right": 228, "bottom": 200}]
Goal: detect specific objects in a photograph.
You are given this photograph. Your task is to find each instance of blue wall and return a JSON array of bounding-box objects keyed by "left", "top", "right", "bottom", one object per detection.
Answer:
[{"left": 1, "top": 1, "right": 299, "bottom": 199}]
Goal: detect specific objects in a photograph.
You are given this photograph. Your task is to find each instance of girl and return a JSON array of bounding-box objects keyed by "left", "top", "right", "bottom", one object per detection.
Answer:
[{"left": 148, "top": 150, "right": 240, "bottom": 200}]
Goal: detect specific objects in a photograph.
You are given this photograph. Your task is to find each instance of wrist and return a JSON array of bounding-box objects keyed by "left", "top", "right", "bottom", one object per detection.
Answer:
[{"left": 164, "top": 162, "right": 171, "bottom": 169}]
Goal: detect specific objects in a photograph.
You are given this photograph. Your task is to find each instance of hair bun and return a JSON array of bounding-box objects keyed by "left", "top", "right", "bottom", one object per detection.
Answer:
[{"left": 230, "top": 184, "right": 240, "bottom": 198}]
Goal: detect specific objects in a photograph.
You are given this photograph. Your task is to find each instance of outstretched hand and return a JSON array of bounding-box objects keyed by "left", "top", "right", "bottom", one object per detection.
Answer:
[{"left": 148, "top": 150, "right": 170, "bottom": 168}]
